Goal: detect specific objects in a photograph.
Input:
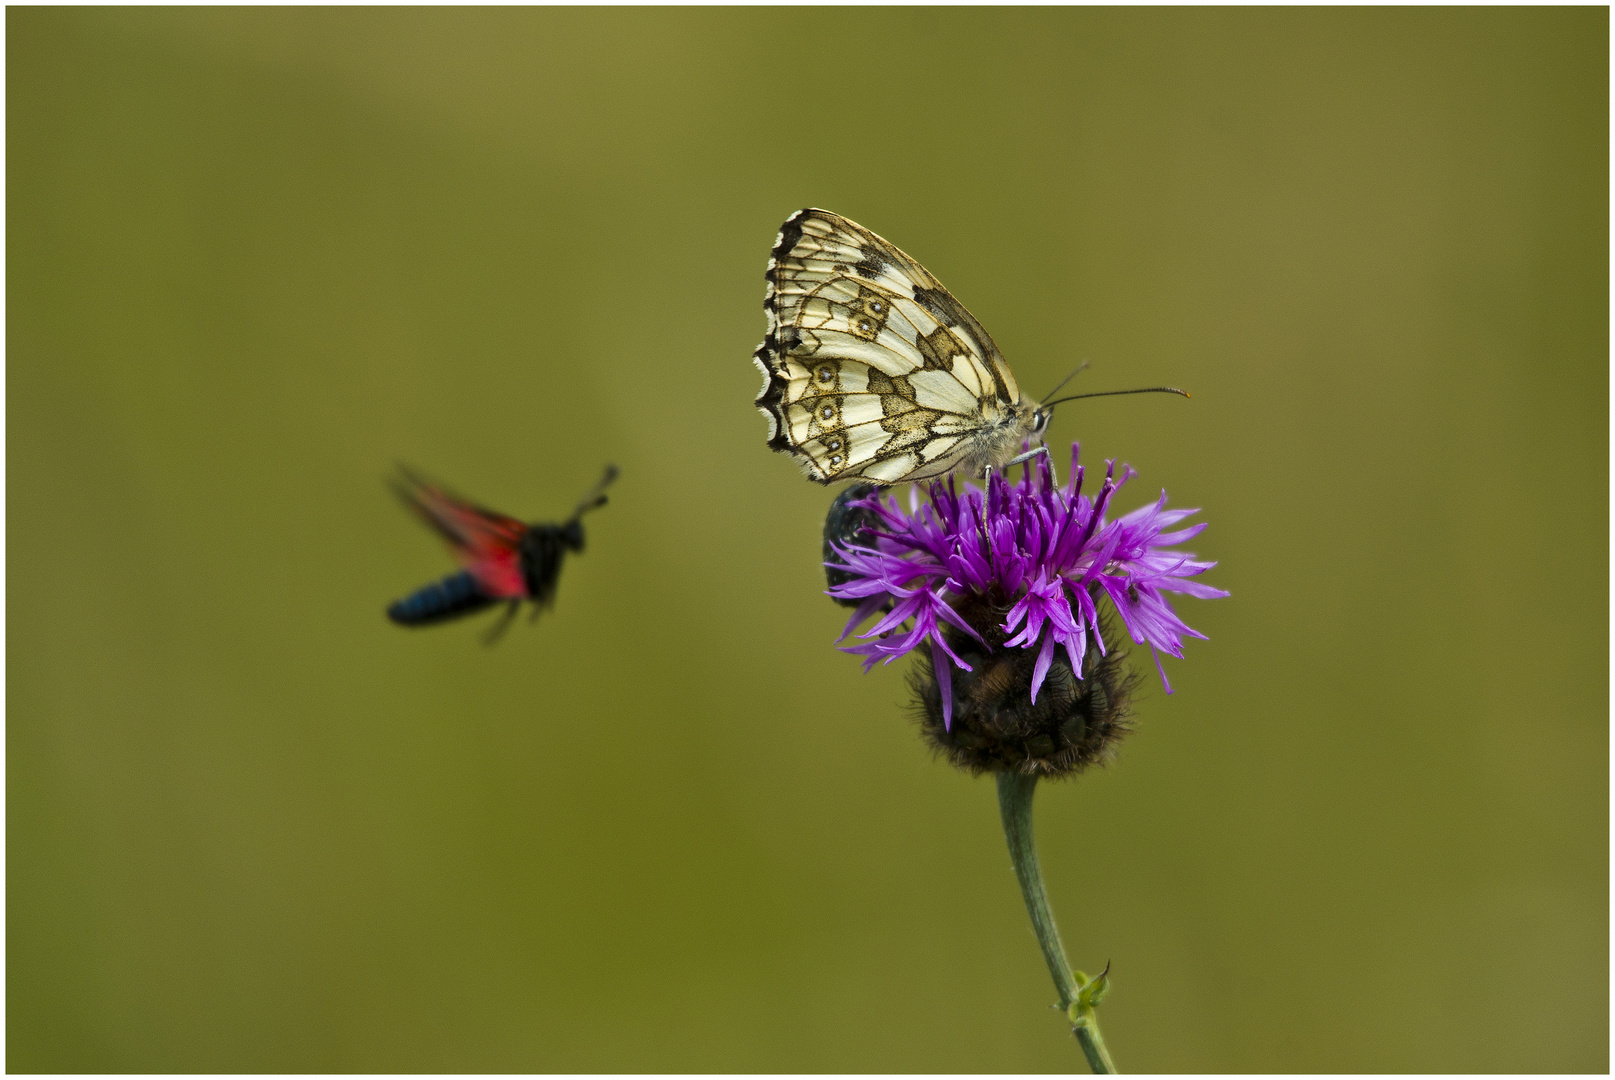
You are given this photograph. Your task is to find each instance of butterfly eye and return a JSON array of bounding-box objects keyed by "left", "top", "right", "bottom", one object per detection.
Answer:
[
  {"left": 871, "top": 301, "right": 883, "bottom": 313},
  {"left": 858, "top": 320, "right": 871, "bottom": 332},
  {"left": 821, "top": 404, "right": 835, "bottom": 420},
  {"left": 830, "top": 455, "right": 843, "bottom": 466},
  {"left": 827, "top": 439, "right": 841, "bottom": 451},
  {"left": 817, "top": 366, "right": 833, "bottom": 382}
]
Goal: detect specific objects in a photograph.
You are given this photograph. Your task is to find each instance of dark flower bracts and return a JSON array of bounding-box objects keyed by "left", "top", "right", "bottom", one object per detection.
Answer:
[{"left": 826, "top": 445, "right": 1227, "bottom": 777}]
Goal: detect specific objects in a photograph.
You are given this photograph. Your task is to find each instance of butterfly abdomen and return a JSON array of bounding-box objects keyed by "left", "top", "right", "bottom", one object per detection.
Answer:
[{"left": 387, "top": 570, "right": 499, "bottom": 626}]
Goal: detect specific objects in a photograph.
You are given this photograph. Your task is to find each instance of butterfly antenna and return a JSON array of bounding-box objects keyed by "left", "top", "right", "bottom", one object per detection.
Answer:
[
  {"left": 572, "top": 464, "right": 620, "bottom": 519},
  {"left": 1039, "top": 362, "right": 1090, "bottom": 404},
  {"left": 1043, "top": 386, "right": 1190, "bottom": 409}
]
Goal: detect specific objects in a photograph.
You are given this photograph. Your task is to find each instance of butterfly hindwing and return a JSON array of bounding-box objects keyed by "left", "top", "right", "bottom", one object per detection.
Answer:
[{"left": 755, "top": 209, "right": 1034, "bottom": 485}]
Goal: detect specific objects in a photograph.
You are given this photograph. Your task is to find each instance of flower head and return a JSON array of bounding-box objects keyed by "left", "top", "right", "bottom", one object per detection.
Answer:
[{"left": 825, "top": 444, "right": 1227, "bottom": 776}]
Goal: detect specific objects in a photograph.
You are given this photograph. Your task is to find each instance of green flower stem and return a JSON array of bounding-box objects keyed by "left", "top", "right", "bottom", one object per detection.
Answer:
[{"left": 995, "top": 771, "right": 1117, "bottom": 1074}]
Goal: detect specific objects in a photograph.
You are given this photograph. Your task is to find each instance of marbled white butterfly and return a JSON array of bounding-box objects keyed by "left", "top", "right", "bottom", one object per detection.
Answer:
[{"left": 753, "top": 209, "right": 1183, "bottom": 485}]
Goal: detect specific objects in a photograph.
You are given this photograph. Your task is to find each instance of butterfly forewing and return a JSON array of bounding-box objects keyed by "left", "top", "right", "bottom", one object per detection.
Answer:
[{"left": 755, "top": 209, "right": 1033, "bottom": 485}]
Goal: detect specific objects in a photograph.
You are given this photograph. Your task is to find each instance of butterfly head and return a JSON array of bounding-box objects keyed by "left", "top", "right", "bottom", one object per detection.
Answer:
[{"left": 1030, "top": 404, "right": 1055, "bottom": 440}]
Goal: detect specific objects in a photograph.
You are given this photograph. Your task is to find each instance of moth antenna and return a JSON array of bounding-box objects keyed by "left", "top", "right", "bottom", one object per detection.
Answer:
[
  {"left": 1039, "top": 362, "right": 1090, "bottom": 404},
  {"left": 1043, "top": 386, "right": 1190, "bottom": 410},
  {"left": 572, "top": 464, "right": 620, "bottom": 519}
]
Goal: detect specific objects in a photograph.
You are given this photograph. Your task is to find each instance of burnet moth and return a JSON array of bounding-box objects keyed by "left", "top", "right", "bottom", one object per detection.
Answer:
[{"left": 387, "top": 465, "right": 617, "bottom": 642}]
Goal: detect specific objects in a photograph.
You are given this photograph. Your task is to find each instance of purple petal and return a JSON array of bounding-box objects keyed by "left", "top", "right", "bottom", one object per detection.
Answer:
[
  {"left": 1059, "top": 623, "right": 1088, "bottom": 677},
  {"left": 931, "top": 636, "right": 955, "bottom": 730},
  {"left": 1161, "top": 578, "right": 1231, "bottom": 600},
  {"left": 932, "top": 593, "right": 989, "bottom": 645},
  {"left": 1029, "top": 631, "right": 1056, "bottom": 704},
  {"left": 1151, "top": 645, "right": 1173, "bottom": 694},
  {"left": 836, "top": 595, "right": 889, "bottom": 642}
]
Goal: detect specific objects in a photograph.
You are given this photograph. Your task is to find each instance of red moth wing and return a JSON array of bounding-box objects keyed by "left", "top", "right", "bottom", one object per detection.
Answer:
[{"left": 392, "top": 469, "right": 530, "bottom": 599}]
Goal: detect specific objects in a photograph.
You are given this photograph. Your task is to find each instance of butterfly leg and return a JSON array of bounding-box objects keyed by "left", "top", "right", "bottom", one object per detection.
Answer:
[
  {"left": 985, "top": 445, "right": 1050, "bottom": 481},
  {"left": 1002, "top": 444, "right": 1049, "bottom": 470},
  {"left": 481, "top": 599, "right": 520, "bottom": 646}
]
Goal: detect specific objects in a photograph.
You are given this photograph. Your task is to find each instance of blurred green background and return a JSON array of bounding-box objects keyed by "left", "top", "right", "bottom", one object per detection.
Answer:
[{"left": 8, "top": 8, "right": 1607, "bottom": 1073}]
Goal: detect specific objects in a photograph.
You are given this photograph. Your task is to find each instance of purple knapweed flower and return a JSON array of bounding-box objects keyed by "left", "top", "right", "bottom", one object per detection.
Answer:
[{"left": 825, "top": 444, "right": 1226, "bottom": 777}]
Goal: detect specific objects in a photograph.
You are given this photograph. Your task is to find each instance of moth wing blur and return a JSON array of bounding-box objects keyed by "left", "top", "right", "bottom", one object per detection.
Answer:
[{"left": 392, "top": 469, "right": 529, "bottom": 598}]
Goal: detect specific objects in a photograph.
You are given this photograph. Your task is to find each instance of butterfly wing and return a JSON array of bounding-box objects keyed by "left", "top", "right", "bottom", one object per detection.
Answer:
[
  {"left": 392, "top": 469, "right": 530, "bottom": 599},
  {"left": 754, "top": 209, "right": 1035, "bottom": 485}
]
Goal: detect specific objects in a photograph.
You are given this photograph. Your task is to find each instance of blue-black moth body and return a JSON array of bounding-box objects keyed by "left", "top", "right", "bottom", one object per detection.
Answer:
[{"left": 386, "top": 569, "right": 499, "bottom": 626}]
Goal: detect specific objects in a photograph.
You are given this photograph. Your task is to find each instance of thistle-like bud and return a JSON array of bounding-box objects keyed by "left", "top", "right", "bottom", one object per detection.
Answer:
[{"left": 912, "top": 608, "right": 1139, "bottom": 777}]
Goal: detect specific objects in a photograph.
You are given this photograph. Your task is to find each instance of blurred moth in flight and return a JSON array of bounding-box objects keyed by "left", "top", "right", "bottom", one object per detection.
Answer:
[
  {"left": 387, "top": 465, "right": 617, "bottom": 642},
  {"left": 754, "top": 208, "right": 1185, "bottom": 484}
]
